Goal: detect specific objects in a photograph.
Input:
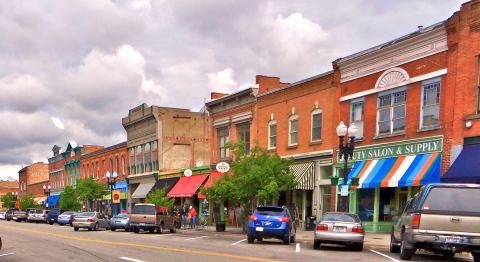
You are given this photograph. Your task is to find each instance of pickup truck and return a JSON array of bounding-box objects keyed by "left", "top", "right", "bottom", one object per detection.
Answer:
[
  {"left": 129, "top": 204, "right": 180, "bottom": 234},
  {"left": 390, "top": 183, "right": 480, "bottom": 260}
]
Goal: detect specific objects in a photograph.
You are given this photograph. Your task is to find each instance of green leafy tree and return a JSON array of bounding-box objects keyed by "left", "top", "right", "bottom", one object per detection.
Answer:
[
  {"left": 146, "top": 188, "right": 175, "bottom": 208},
  {"left": 19, "top": 194, "right": 36, "bottom": 211},
  {"left": 76, "top": 177, "right": 106, "bottom": 211},
  {"left": 0, "top": 192, "right": 16, "bottom": 209},
  {"left": 202, "top": 142, "right": 297, "bottom": 231},
  {"left": 59, "top": 185, "right": 82, "bottom": 211}
]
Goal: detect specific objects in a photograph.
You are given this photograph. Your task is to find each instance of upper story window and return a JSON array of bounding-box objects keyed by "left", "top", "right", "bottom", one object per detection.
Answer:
[
  {"left": 115, "top": 156, "right": 119, "bottom": 174},
  {"left": 86, "top": 164, "right": 89, "bottom": 178},
  {"left": 311, "top": 109, "right": 323, "bottom": 142},
  {"left": 421, "top": 78, "right": 441, "bottom": 129},
  {"left": 236, "top": 122, "right": 251, "bottom": 154},
  {"left": 95, "top": 161, "right": 99, "bottom": 178},
  {"left": 109, "top": 158, "right": 114, "bottom": 173},
  {"left": 136, "top": 145, "right": 143, "bottom": 165},
  {"left": 377, "top": 88, "right": 406, "bottom": 135},
  {"left": 289, "top": 115, "right": 298, "bottom": 146},
  {"left": 350, "top": 99, "right": 364, "bottom": 139},
  {"left": 121, "top": 155, "right": 126, "bottom": 176},
  {"left": 217, "top": 127, "right": 229, "bottom": 159},
  {"left": 144, "top": 143, "right": 151, "bottom": 172},
  {"left": 268, "top": 120, "right": 277, "bottom": 149}
]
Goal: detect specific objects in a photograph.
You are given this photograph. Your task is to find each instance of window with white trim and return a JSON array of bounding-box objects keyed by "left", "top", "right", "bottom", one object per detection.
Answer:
[
  {"left": 421, "top": 78, "right": 441, "bottom": 128},
  {"left": 289, "top": 115, "right": 298, "bottom": 146},
  {"left": 350, "top": 99, "right": 364, "bottom": 139},
  {"left": 217, "top": 127, "right": 229, "bottom": 158},
  {"left": 268, "top": 120, "right": 277, "bottom": 149},
  {"left": 236, "top": 122, "right": 251, "bottom": 154},
  {"left": 377, "top": 89, "right": 406, "bottom": 135},
  {"left": 311, "top": 109, "right": 322, "bottom": 142}
]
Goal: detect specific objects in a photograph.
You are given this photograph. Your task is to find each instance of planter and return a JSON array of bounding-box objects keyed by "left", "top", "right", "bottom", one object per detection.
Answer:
[
  {"left": 330, "top": 177, "right": 339, "bottom": 185},
  {"left": 351, "top": 177, "right": 359, "bottom": 186},
  {"left": 215, "top": 223, "right": 226, "bottom": 232}
]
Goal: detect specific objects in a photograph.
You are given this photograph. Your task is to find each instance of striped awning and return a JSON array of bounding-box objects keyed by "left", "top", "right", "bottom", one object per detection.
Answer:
[
  {"left": 290, "top": 162, "right": 315, "bottom": 190},
  {"left": 347, "top": 152, "right": 441, "bottom": 188}
]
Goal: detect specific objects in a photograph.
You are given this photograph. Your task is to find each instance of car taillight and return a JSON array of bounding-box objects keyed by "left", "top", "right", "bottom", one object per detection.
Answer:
[
  {"left": 352, "top": 226, "right": 364, "bottom": 234},
  {"left": 87, "top": 219, "right": 95, "bottom": 222},
  {"left": 316, "top": 224, "right": 328, "bottom": 231},
  {"left": 249, "top": 215, "right": 258, "bottom": 221},
  {"left": 279, "top": 217, "right": 289, "bottom": 223},
  {"left": 411, "top": 213, "right": 421, "bottom": 230}
]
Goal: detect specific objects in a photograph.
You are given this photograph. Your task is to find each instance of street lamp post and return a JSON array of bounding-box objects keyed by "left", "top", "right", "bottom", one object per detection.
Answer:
[
  {"left": 43, "top": 184, "right": 51, "bottom": 209},
  {"left": 13, "top": 191, "right": 18, "bottom": 201},
  {"left": 336, "top": 121, "right": 358, "bottom": 212},
  {"left": 105, "top": 171, "right": 118, "bottom": 217}
]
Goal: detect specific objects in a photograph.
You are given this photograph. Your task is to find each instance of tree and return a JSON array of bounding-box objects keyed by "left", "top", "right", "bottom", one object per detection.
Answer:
[
  {"left": 19, "top": 194, "right": 36, "bottom": 211},
  {"left": 76, "top": 177, "right": 106, "bottom": 211},
  {"left": 0, "top": 192, "right": 16, "bottom": 209},
  {"left": 59, "top": 185, "right": 82, "bottom": 211},
  {"left": 202, "top": 142, "right": 297, "bottom": 231},
  {"left": 146, "top": 188, "right": 175, "bottom": 208}
]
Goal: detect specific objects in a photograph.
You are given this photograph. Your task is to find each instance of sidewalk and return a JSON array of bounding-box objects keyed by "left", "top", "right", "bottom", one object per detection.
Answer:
[{"left": 181, "top": 225, "right": 390, "bottom": 248}]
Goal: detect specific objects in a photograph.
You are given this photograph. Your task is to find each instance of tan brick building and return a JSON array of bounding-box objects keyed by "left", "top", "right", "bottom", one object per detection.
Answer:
[
  {"left": 0, "top": 180, "right": 19, "bottom": 210},
  {"left": 18, "top": 162, "right": 49, "bottom": 204}
]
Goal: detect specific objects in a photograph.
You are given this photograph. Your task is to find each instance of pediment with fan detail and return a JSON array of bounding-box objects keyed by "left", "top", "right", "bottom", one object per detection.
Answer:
[{"left": 375, "top": 68, "right": 410, "bottom": 89}]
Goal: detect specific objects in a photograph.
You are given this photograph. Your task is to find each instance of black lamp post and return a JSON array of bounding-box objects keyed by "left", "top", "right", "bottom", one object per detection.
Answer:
[
  {"left": 105, "top": 171, "right": 118, "bottom": 217},
  {"left": 13, "top": 191, "right": 18, "bottom": 201},
  {"left": 43, "top": 184, "right": 51, "bottom": 209},
  {"left": 336, "top": 121, "right": 358, "bottom": 212}
]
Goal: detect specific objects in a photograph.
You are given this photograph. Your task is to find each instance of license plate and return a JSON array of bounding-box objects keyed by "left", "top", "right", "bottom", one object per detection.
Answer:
[
  {"left": 139, "top": 223, "right": 146, "bottom": 226},
  {"left": 445, "top": 236, "right": 464, "bottom": 243},
  {"left": 256, "top": 227, "right": 264, "bottom": 232},
  {"left": 115, "top": 221, "right": 121, "bottom": 223},
  {"left": 333, "top": 226, "right": 347, "bottom": 232}
]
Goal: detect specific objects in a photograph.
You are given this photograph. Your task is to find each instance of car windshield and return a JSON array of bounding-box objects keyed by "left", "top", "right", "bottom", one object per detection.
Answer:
[
  {"left": 79, "top": 212, "right": 95, "bottom": 217},
  {"left": 114, "top": 214, "right": 128, "bottom": 218},
  {"left": 255, "top": 207, "right": 284, "bottom": 216},
  {"left": 60, "top": 212, "right": 74, "bottom": 215},
  {"left": 322, "top": 213, "right": 359, "bottom": 223},
  {"left": 132, "top": 205, "right": 155, "bottom": 215},
  {"left": 422, "top": 187, "right": 480, "bottom": 213},
  {"left": 36, "top": 210, "right": 45, "bottom": 214}
]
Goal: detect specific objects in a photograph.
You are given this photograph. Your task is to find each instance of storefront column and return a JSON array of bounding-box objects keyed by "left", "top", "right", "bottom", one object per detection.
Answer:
[
  {"left": 302, "top": 190, "right": 306, "bottom": 229},
  {"left": 373, "top": 188, "right": 380, "bottom": 232},
  {"left": 348, "top": 189, "right": 357, "bottom": 214}
]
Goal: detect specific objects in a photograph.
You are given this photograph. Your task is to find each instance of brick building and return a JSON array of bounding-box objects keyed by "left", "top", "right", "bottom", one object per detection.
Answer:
[
  {"left": 256, "top": 73, "right": 337, "bottom": 225},
  {"left": 18, "top": 162, "right": 49, "bottom": 204},
  {"left": 0, "top": 180, "right": 19, "bottom": 210},
  {"left": 122, "top": 104, "right": 211, "bottom": 211},
  {"left": 80, "top": 141, "right": 129, "bottom": 214}
]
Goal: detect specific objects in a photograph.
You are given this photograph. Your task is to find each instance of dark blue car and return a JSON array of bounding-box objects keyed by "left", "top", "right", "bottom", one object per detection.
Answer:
[{"left": 247, "top": 206, "right": 296, "bottom": 245}]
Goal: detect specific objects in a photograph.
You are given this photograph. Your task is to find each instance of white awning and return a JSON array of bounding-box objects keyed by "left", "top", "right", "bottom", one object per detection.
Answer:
[{"left": 131, "top": 182, "right": 155, "bottom": 199}]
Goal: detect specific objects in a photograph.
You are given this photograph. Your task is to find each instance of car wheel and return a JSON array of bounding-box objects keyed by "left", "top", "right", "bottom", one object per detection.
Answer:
[
  {"left": 399, "top": 232, "right": 414, "bottom": 260},
  {"left": 93, "top": 223, "right": 99, "bottom": 231},
  {"left": 472, "top": 252, "right": 480, "bottom": 262},
  {"left": 170, "top": 223, "right": 177, "bottom": 233},
  {"left": 49, "top": 221, "right": 53, "bottom": 225},
  {"left": 111, "top": 228, "right": 116, "bottom": 231},
  {"left": 442, "top": 251, "right": 455, "bottom": 258},
  {"left": 74, "top": 227, "right": 79, "bottom": 231},
  {"left": 313, "top": 240, "right": 321, "bottom": 250},
  {"left": 157, "top": 223, "right": 164, "bottom": 234},
  {"left": 283, "top": 231, "right": 291, "bottom": 245},
  {"left": 125, "top": 227, "right": 130, "bottom": 232},
  {"left": 133, "top": 227, "right": 139, "bottom": 233},
  {"left": 247, "top": 234, "right": 254, "bottom": 244},
  {"left": 390, "top": 230, "right": 400, "bottom": 253},
  {"left": 256, "top": 237, "right": 263, "bottom": 242},
  {"left": 290, "top": 233, "right": 295, "bottom": 243}
]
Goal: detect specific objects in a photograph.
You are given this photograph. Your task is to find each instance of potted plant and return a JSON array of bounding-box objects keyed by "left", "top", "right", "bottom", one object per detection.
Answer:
[{"left": 330, "top": 177, "right": 339, "bottom": 185}]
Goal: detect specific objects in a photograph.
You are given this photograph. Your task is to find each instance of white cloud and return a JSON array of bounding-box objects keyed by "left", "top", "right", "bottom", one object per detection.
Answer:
[
  {"left": 51, "top": 117, "right": 65, "bottom": 130},
  {"left": 207, "top": 68, "right": 238, "bottom": 93},
  {"left": 0, "top": 164, "right": 21, "bottom": 180}
]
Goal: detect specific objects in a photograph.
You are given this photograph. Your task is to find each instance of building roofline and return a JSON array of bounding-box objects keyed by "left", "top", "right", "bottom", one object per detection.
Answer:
[
  {"left": 205, "top": 87, "right": 258, "bottom": 107},
  {"left": 257, "top": 71, "right": 333, "bottom": 98},
  {"left": 81, "top": 141, "right": 128, "bottom": 159}
]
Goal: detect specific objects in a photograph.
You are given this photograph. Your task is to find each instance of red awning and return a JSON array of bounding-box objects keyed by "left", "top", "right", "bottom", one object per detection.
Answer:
[
  {"left": 167, "top": 173, "right": 209, "bottom": 198},
  {"left": 198, "top": 171, "right": 224, "bottom": 199}
]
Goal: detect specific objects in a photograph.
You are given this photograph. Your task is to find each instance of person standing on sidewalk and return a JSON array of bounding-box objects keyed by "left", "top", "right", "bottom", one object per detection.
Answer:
[
  {"left": 181, "top": 205, "right": 188, "bottom": 229},
  {"left": 189, "top": 206, "right": 197, "bottom": 229}
]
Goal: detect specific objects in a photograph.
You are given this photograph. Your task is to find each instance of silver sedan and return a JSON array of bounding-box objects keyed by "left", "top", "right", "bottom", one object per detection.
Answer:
[{"left": 314, "top": 212, "right": 365, "bottom": 251}]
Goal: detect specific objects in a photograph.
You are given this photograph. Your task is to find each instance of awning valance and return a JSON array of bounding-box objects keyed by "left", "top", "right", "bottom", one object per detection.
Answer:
[
  {"left": 198, "top": 171, "right": 224, "bottom": 199},
  {"left": 46, "top": 195, "right": 60, "bottom": 208},
  {"left": 290, "top": 162, "right": 315, "bottom": 190},
  {"left": 131, "top": 182, "right": 155, "bottom": 199},
  {"left": 167, "top": 174, "right": 208, "bottom": 198},
  {"left": 347, "top": 152, "right": 441, "bottom": 188},
  {"left": 152, "top": 177, "right": 180, "bottom": 193},
  {"left": 442, "top": 144, "right": 480, "bottom": 183}
]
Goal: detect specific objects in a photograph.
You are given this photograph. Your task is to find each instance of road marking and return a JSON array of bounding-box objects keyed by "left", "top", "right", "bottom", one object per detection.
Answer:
[
  {"left": 185, "top": 236, "right": 208, "bottom": 241},
  {"left": 2, "top": 225, "right": 275, "bottom": 262},
  {"left": 231, "top": 239, "right": 247, "bottom": 246},
  {"left": 295, "top": 243, "right": 300, "bottom": 252},
  {"left": 369, "top": 249, "right": 400, "bottom": 262},
  {"left": 0, "top": 253, "right": 14, "bottom": 257},
  {"left": 119, "top": 257, "right": 145, "bottom": 262}
]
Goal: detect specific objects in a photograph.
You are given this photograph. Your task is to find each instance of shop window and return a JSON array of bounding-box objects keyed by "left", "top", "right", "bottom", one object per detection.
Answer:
[
  {"left": 217, "top": 127, "right": 230, "bottom": 159},
  {"left": 322, "top": 186, "right": 331, "bottom": 214},
  {"left": 289, "top": 115, "right": 298, "bottom": 146},
  {"left": 236, "top": 122, "right": 251, "bottom": 154},
  {"left": 268, "top": 120, "right": 277, "bottom": 149},
  {"left": 377, "top": 89, "right": 406, "bottom": 135},
  {"left": 350, "top": 99, "right": 364, "bottom": 139},
  {"left": 379, "top": 188, "right": 395, "bottom": 222},
  {"left": 311, "top": 109, "right": 322, "bottom": 142},
  {"left": 421, "top": 78, "right": 441, "bottom": 129},
  {"left": 358, "top": 189, "right": 375, "bottom": 222}
]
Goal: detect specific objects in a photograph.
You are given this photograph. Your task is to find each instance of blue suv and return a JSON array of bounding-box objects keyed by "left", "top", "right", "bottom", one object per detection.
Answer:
[{"left": 247, "top": 206, "right": 296, "bottom": 245}]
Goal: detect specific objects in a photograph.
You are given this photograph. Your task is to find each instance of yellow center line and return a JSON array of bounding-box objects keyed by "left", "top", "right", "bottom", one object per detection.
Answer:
[{"left": 3, "top": 225, "right": 278, "bottom": 262}]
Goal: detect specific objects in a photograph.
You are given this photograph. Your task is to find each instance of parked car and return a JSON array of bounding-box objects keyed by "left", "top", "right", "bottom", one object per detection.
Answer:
[
  {"left": 27, "top": 209, "right": 40, "bottom": 222},
  {"left": 109, "top": 213, "right": 130, "bottom": 231},
  {"left": 58, "top": 211, "right": 76, "bottom": 225},
  {"left": 69, "top": 212, "right": 81, "bottom": 227},
  {"left": 28, "top": 210, "right": 49, "bottom": 223},
  {"left": 5, "top": 208, "right": 18, "bottom": 221},
  {"left": 390, "top": 183, "right": 480, "bottom": 261},
  {"left": 313, "top": 212, "right": 365, "bottom": 251},
  {"left": 247, "top": 206, "right": 296, "bottom": 245},
  {"left": 129, "top": 204, "right": 180, "bottom": 234},
  {"left": 72, "top": 212, "right": 110, "bottom": 231},
  {"left": 0, "top": 211, "right": 5, "bottom": 220},
  {"left": 47, "top": 208, "right": 67, "bottom": 225},
  {"left": 12, "top": 210, "right": 27, "bottom": 222}
]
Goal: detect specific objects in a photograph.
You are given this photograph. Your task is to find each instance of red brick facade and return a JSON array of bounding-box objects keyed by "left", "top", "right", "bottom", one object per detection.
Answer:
[
  {"left": 80, "top": 142, "right": 129, "bottom": 185},
  {"left": 18, "top": 162, "right": 49, "bottom": 197}
]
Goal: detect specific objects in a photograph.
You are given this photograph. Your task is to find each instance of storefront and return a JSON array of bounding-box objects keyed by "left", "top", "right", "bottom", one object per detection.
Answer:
[
  {"left": 103, "top": 180, "right": 129, "bottom": 216},
  {"left": 335, "top": 136, "right": 442, "bottom": 232},
  {"left": 442, "top": 137, "right": 480, "bottom": 184}
]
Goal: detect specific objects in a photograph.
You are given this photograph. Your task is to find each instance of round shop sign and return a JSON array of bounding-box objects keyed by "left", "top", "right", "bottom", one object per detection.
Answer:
[
  {"left": 184, "top": 169, "right": 193, "bottom": 177},
  {"left": 113, "top": 193, "right": 120, "bottom": 201},
  {"left": 216, "top": 162, "right": 230, "bottom": 173}
]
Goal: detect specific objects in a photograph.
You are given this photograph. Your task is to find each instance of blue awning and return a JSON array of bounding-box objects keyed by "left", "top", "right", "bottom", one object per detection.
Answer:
[
  {"left": 442, "top": 144, "right": 480, "bottom": 183},
  {"left": 46, "top": 195, "right": 60, "bottom": 208},
  {"left": 114, "top": 180, "right": 128, "bottom": 193}
]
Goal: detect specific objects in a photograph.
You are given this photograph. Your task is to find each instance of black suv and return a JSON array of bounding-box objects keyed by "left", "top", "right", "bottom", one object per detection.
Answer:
[
  {"left": 5, "top": 208, "right": 18, "bottom": 221},
  {"left": 47, "top": 208, "right": 66, "bottom": 225}
]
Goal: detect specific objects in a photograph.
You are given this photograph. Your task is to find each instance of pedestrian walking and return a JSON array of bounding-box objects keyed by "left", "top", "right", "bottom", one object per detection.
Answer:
[{"left": 189, "top": 206, "right": 197, "bottom": 229}]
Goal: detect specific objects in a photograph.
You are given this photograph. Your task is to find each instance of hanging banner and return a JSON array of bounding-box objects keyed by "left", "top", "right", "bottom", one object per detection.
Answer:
[{"left": 112, "top": 190, "right": 121, "bottom": 204}]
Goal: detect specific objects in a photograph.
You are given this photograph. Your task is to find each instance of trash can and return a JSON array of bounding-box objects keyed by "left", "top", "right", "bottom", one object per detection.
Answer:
[
  {"left": 305, "top": 216, "right": 316, "bottom": 231},
  {"left": 213, "top": 202, "right": 226, "bottom": 232}
]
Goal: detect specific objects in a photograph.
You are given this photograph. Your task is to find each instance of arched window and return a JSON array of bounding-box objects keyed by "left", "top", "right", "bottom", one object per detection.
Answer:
[
  {"left": 144, "top": 143, "right": 151, "bottom": 172},
  {"left": 289, "top": 114, "right": 299, "bottom": 146}
]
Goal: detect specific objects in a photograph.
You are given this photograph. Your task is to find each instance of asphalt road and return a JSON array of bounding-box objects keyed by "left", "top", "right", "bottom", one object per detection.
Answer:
[{"left": 0, "top": 220, "right": 474, "bottom": 262}]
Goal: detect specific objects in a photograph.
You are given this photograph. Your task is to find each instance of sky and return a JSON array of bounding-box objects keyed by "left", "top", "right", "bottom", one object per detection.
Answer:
[{"left": 0, "top": 0, "right": 466, "bottom": 180}]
